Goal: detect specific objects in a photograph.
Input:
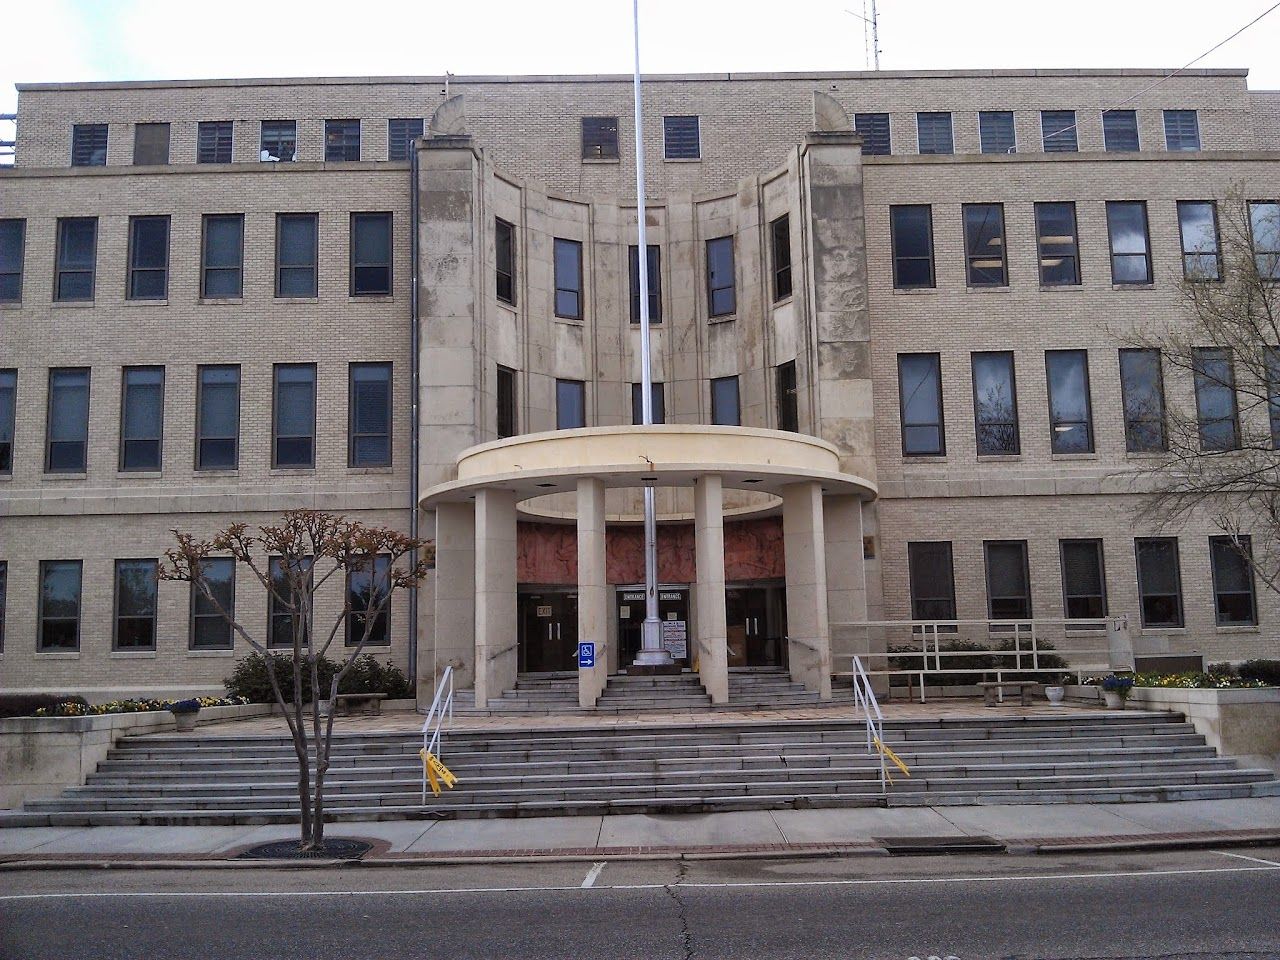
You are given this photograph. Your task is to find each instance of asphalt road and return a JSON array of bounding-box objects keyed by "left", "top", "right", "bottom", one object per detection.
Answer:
[{"left": 2, "top": 847, "right": 1279, "bottom": 959}]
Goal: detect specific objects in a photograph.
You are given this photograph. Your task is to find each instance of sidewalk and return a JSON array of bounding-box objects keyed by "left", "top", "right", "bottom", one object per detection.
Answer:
[{"left": 3, "top": 797, "right": 1278, "bottom": 867}]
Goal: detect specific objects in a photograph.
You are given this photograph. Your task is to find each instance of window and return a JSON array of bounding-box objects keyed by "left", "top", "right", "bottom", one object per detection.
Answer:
[
  {"left": 0, "top": 561, "right": 6, "bottom": 652},
  {"left": 190, "top": 557, "right": 234, "bottom": 649},
  {"left": 711, "top": 376, "right": 740, "bottom": 426},
  {"left": 1177, "top": 201, "right": 1221, "bottom": 280},
  {"left": 1164, "top": 110, "right": 1200, "bottom": 151},
  {"left": 984, "top": 541, "right": 1032, "bottom": 620},
  {"left": 1041, "top": 110, "right": 1077, "bottom": 152},
  {"left": 898, "top": 353, "right": 944, "bottom": 456},
  {"left": 581, "top": 117, "right": 619, "bottom": 159},
  {"left": 273, "top": 364, "right": 316, "bottom": 468},
  {"left": 907, "top": 542, "right": 957, "bottom": 620},
  {"left": 114, "top": 559, "right": 157, "bottom": 650},
  {"left": 553, "top": 238, "right": 583, "bottom": 319},
  {"left": 1046, "top": 350, "right": 1093, "bottom": 454},
  {"left": 1060, "top": 539, "right": 1106, "bottom": 620},
  {"left": 324, "top": 119, "right": 360, "bottom": 161},
  {"left": 388, "top": 118, "right": 424, "bottom": 162},
  {"left": 663, "top": 116, "right": 700, "bottom": 159},
  {"left": 556, "top": 379, "right": 586, "bottom": 429},
  {"left": 1210, "top": 537, "right": 1256, "bottom": 626},
  {"left": 629, "top": 244, "right": 661, "bottom": 322},
  {"left": 46, "top": 367, "right": 89, "bottom": 472},
  {"left": 268, "top": 556, "right": 313, "bottom": 648},
  {"left": 0, "top": 218, "right": 23, "bottom": 302},
  {"left": 1103, "top": 110, "right": 1139, "bottom": 152},
  {"left": 1136, "top": 538, "right": 1184, "bottom": 628},
  {"left": 196, "top": 365, "right": 239, "bottom": 469},
  {"left": 276, "top": 213, "right": 318, "bottom": 297},
  {"left": 127, "top": 216, "right": 169, "bottom": 300},
  {"left": 706, "top": 236, "right": 736, "bottom": 317},
  {"left": 1107, "top": 201, "right": 1152, "bottom": 284},
  {"left": 971, "top": 351, "right": 1019, "bottom": 455},
  {"left": 1249, "top": 201, "right": 1280, "bottom": 281},
  {"left": 776, "top": 361, "right": 798, "bottom": 432},
  {"left": 916, "top": 112, "right": 953, "bottom": 154},
  {"left": 71, "top": 123, "right": 107, "bottom": 166},
  {"left": 631, "top": 382, "right": 665, "bottom": 425},
  {"left": 1267, "top": 348, "right": 1280, "bottom": 449},
  {"left": 1192, "top": 347, "right": 1239, "bottom": 451},
  {"left": 120, "top": 366, "right": 164, "bottom": 471},
  {"left": 260, "top": 121, "right": 296, "bottom": 161},
  {"left": 0, "top": 370, "right": 13, "bottom": 474},
  {"left": 201, "top": 214, "right": 244, "bottom": 298},
  {"left": 963, "top": 203, "right": 1007, "bottom": 286},
  {"left": 55, "top": 217, "right": 97, "bottom": 301},
  {"left": 1034, "top": 202, "right": 1080, "bottom": 285},
  {"left": 890, "top": 205, "right": 934, "bottom": 289},
  {"left": 351, "top": 212, "right": 392, "bottom": 295},
  {"left": 854, "top": 113, "right": 890, "bottom": 155},
  {"left": 132, "top": 122, "right": 169, "bottom": 165},
  {"left": 197, "top": 121, "right": 233, "bottom": 163},
  {"left": 978, "top": 111, "right": 1015, "bottom": 154},
  {"left": 349, "top": 362, "right": 391, "bottom": 467},
  {"left": 497, "top": 365, "right": 517, "bottom": 439},
  {"left": 39, "top": 560, "right": 82, "bottom": 650},
  {"left": 770, "top": 215, "right": 793, "bottom": 301},
  {"left": 348, "top": 554, "right": 391, "bottom": 646},
  {"left": 495, "top": 218, "right": 516, "bottom": 305},
  {"left": 1119, "top": 349, "right": 1167, "bottom": 452}
]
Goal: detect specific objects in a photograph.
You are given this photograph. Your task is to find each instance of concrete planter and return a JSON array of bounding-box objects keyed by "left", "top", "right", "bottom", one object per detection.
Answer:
[
  {"left": 1045, "top": 685, "right": 1066, "bottom": 704},
  {"left": 1102, "top": 690, "right": 1126, "bottom": 710},
  {"left": 171, "top": 710, "right": 199, "bottom": 732}
]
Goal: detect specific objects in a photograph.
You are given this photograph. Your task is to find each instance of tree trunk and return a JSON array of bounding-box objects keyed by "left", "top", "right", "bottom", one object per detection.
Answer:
[{"left": 307, "top": 654, "right": 327, "bottom": 850}]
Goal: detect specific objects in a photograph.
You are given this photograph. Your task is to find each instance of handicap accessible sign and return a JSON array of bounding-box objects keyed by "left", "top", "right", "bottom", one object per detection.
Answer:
[{"left": 578, "top": 642, "right": 595, "bottom": 669}]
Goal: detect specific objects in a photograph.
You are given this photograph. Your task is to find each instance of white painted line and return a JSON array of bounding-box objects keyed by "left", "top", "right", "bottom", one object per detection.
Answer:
[
  {"left": 1, "top": 863, "right": 1277, "bottom": 902},
  {"left": 1215, "top": 850, "right": 1280, "bottom": 867},
  {"left": 581, "top": 861, "right": 607, "bottom": 888}
]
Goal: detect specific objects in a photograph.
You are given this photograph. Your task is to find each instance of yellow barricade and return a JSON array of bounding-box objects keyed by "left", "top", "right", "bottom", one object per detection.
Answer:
[
  {"left": 420, "top": 749, "right": 458, "bottom": 797},
  {"left": 872, "top": 735, "right": 911, "bottom": 785}
]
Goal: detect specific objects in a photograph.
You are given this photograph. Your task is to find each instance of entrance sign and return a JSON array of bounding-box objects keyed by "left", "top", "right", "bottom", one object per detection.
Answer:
[
  {"left": 536, "top": 605, "right": 553, "bottom": 617},
  {"left": 661, "top": 620, "right": 688, "bottom": 659},
  {"left": 578, "top": 642, "right": 596, "bottom": 669}
]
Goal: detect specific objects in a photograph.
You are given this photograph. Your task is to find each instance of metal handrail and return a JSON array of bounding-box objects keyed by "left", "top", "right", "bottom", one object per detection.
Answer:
[
  {"left": 420, "top": 666, "right": 455, "bottom": 804},
  {"left": 850, "top": 655, "right": 888, "bottom": 792}
]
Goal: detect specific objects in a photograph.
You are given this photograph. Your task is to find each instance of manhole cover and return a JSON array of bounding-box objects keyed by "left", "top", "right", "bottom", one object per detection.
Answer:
[
  {"left": 874, "top": 835, "right": 1005, "bottom": 856},
  {"left": 237, "top": 838, "right": 373, "bottom": 861}
]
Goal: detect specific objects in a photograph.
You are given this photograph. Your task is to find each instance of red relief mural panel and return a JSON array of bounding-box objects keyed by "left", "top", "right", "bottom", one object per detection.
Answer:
[{"left": 517, "top": 516, "right": 785, "bottom": 586}]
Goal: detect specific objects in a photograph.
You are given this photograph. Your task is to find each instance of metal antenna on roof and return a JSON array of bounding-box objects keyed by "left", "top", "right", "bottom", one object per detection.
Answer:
[{"left": 844, "top": 3, "right": 881, "bottom": 70}]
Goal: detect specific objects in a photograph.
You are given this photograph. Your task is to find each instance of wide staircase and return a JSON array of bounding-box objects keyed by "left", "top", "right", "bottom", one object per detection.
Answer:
[{"left": 4, "top": 711, "right": 1277, "bottom": 827}]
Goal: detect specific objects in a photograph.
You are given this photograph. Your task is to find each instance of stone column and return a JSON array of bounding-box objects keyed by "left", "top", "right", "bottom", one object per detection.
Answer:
[
  {"left": 577, "top": 477, "right": 609, "bottom": 708},
  {"left": 694, "top": 475, "right": 729, "bottom": 704},
  {"left": 474, "top": 488, "right": 518, "bottom": 708},
  {"left": 427, "top": 503, "right": 476, "bottom": 705},
  {"left": 824, "top": 495, "right": 872, "bottom": 695},
  {"left": 783, "top": 481, "right": 832, "bottom": 698}
]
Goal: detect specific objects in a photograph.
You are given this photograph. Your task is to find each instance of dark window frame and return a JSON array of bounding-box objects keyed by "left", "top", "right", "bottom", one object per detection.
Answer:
[
  {"left": 1102, "top": 109, "right": 1140, "bottom": 152},
  {"left": 260, "top": 120, "right": 297, "bottom": 162},
  {"left": 553, "top": 237, "right": 584, "bottom": 320},
  {"left": 195, "top": 365, "right": 240, "bottom": 471},
  {"left": 45, "top": 367, "right": 90, "bottom": 473},
  {"left": 628, "top": 244, "right": 662, "bottom": 323},
  {"left": 495, "top": 218, "right": 516, "bottom": 306},
  {"left": 890, "top": 205, "right": 935, "bottom": 289},
  {"left": 1248, "top": 201, "right": 1280, "bottom": 281},
  {"left": 770, "top": 215, "right": 793, "bottom": 302},
  {"left": 555, "top": 378, "right": 586, "bottom": 430},
  {"left": 197, "top": 121, "right": 233, "bottom": 163},
  {"left": 388, "top": 118, "right": 424, "bottom": 162},
  {"left": 132, "top": 122, "right": 170, "bottom": 165},
  {"left": 1164, "top": 110, "right": 1201, "bottom": 151},
  {"left": 346, "top": 554, "right": 391, "bottom": 647},
  {"left": 324, "top": 119, "right": 361, "bottom": 162},
  {"left": 662, "top": 115, "right": 700, "bottom": 160},
  {"left": 119, "top": 365, "right": 165, "bottom": 472},
  {"left": 1059, "top": 539, "right": 1107, "bottom": 621},
  {"left": 1192, "top": 347, "right": 1240, "bottom": 451},
  {"left": 907, "top": 541, "right": 958, "bottom": 621},
  {"left": 189, "top": 556, "right": 235, "bottom": 650},
  {"left": 1135, "top": 537, "right": 1185, "bottom": 628},
  {"left": 1209, "top": 536, "right": 1257, "bottom": 626},
  {"left": 971, "top": 351, "right": 1020, "bottom": 455},
  {"left": 126, "top": 215, "right": 170, "bottom": 301},
  {"left": 1177, "top": 200, "right": 1223, "bottom": 281},
  {"left": 631, "top": 381, "right": 666, "bottom": 426},
  {"left": 0, "top": 560, "right": 6, "bottom": 652},
  {"left": 113, "top": 558, "right": 158, "bottom": 651},
  {"left": 1118, "top": 348, "right": 1168, "bottom": 453},
  {"left": 350, "top": 212, "right": 393, "bottom": 296},
  {"left": 54, "top": 217, "right": 97, "bottom": 302},
  {"left": 710, "top": 376, "right": 740, "bottom": 426},
  {"left": 854, "top": 113, "right": 891, "bottom": 155},
  {"left": 0, "top": 369, "right": 14, "bottom": 475},
  {"left": 71, "top": 123, "right": 107, "bottom": 166},
  {"left": 39, "top": 559, "right": 82, "bottom": 651},
  {"left": 1045, "top": 349, "right": 1095, "bottom": 454},
  {"left": 983, "top": 540, "right": 1033, "bottom": 621},
  {"left": 776, "top": 361, "right": 799, "bottom": 433},
  {"left": 200, "top": 213, "right": 244, "bottom": 299},
  {"left": 1106, "top": 200, "right": 1153, "bottom": 285},
  {"left": 0, "top": 218, "right": 24, "bottom": 303},
  {"left": 705, "top": 236, "right": 736, "bottom": 317},
  {"left": 496, "top": 365, "right": 517, "bottom": 439},
  {"left": 1266, "top": 347, "right": 1280, "bottom": 449},
  {"left": 978, "top": 111, "right": 1016, "bottom": 154},
  {"left": 581, "top": 117, "right": 619, "bottom": 160},
  {"left": 348, "top": 362, "right": 392, "bottom": 468},
  {"left": 916, "top": 112, "right": 953, "bottom": 155},
  {"left": 962, "top": 203, "right": 1007, "bottom": 287},
  {"left": 1034, "top": 202, "right": 1081, "bottom": 286},
  {"left": 275, "top": 213, "right": 319, "bottom": 298},
  {"left": 272, "top": 363, "right": 317, "bottom": 469},
  {"left": 1040, "top": 110, "right": 1078, "bottom": 152},
  {"left": 268, "top": 555, "right": 314, "bottom": 649},
  {"left": 898, "top": 353, "right": 945, "bottom": 457}
]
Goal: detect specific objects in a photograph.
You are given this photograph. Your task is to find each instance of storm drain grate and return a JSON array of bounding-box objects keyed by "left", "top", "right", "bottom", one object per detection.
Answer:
[
  {"left": 236, "top": 838, "right": 373, "bottom": 861},
  {"left": 874, "top": 835, "right": 1006, "bottom": 856}
]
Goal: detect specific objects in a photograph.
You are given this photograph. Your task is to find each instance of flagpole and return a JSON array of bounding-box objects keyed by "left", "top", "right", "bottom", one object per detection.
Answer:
[{"left": 630, "top": 0, "right": 672, "bottom": 669}]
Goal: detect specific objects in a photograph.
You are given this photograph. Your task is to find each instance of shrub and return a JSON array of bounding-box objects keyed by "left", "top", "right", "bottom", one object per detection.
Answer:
[
  {"left": 224, "top": 652, "right": 411, "bottom": 703},
  {"left": 1208, "top": 661, "right": 1239, "bottom": 678},
  {"left": 993, "top": 637, "right": 1068, "bottom": 679},
  {"left": 0, "top": 694, "right": 89, "bottom": 719},
  {"left": 888, "top": 639, "right": 996, "bottom": 685},
  {"left": 33, "top": 696, "right": 248, "bottom": 717},
  {"left": 343, "top": 655, "right": 413, "bottom": 699},
  {"left": 1238, "top": 660, "right": 1280, "bottom": 686}
]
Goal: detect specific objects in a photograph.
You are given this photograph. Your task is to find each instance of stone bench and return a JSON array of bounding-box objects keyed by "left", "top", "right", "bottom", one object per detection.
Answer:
[
  {"left": 978, "top": 680, "right": 1038, "bottom": 706},
  {"left": 333, "top": 692, "right": 387, "bottom": 716}
]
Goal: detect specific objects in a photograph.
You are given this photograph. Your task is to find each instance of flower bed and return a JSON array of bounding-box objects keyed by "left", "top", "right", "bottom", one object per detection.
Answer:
[
  {"left": 1081, "top": 672, "right": 1269, "bottom": 690},
  {"left": 34, "top": 696, "right": 249, "bottom": 718}
]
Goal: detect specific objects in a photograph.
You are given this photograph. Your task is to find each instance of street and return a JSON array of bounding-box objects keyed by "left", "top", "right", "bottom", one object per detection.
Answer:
[{"left": 2, "top": 847, "right": 1278, "bottom": 959}]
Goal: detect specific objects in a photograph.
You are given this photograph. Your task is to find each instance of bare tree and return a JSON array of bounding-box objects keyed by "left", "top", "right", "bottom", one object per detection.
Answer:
[
  {"left": 161, "top": 510, "right": 433, "bottom": 850},
  {"left": 1127, "top": 194, "right": 1280, "bottom": 596}
]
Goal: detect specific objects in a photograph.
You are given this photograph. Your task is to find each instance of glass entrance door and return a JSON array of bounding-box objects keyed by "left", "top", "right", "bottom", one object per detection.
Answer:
[
  {"left": 725, "top": 583, "right": 788, "bottom": 667},
  {"left": 517, "top": 589, "right": 578, "bottom": 673},
  {"left": 617, "top": 586, "right": 691, "bottom": 669}
]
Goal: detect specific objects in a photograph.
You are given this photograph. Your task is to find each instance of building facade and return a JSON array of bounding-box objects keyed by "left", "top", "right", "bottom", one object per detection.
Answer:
[{"left": 1, "top": 69, "right": 1277, "bottom": 705}]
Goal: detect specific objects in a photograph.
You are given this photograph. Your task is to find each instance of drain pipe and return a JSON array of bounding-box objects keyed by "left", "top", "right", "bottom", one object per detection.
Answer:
[{"left": 407, "top": 137, "right": 421, "bottom": 695}]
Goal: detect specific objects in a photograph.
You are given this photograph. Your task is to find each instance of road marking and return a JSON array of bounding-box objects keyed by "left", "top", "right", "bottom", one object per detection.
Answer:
[
  {"left": 1215, "top": 850, "right": 1280, "bottom": 867},
  {"left": 1, "top": 863, "right": 1277, "bottom": 902},
  {"left": 581, "top": 862, "right": 607, "bottom": 888}
]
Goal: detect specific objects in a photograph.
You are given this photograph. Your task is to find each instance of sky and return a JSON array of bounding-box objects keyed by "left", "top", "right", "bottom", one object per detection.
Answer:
[{"left": 3, "top": 0, "right": 1279, "bottom": 118}]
